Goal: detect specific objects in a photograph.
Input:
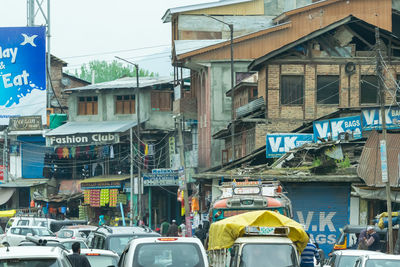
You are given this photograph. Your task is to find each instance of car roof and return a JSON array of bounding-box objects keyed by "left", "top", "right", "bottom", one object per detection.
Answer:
[
  {"left": 95, "top": 226, "right": 157, "bottom": 235},
  {"left": 365, "top": 254, "right": 400, "bottom": 260},
  {"left": 0, "top": 246, "right": 66, "bottom": 259},
  {"left": 58, "top": 238, "right": 86, "bottom": 243},
  {"left": 129, "top": 237, "right": 204, "bottom": 246},
  {"left": 62, "top": 225, "right": 97, "bottom": 230},
  {"left": 333, "top": 250, "right": 384, "bottom": 256},
  {"left": 10, "top": 226, "right": 49, "bottom": 229},
  {"left": 80, "top": 248, "right": 119, "bottom": 257}
]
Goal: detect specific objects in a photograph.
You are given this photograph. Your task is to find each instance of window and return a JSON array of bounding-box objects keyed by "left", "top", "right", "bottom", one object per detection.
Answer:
[
  {"left": 151, "top": 91, "right": 172, "bottom": 111},
  {"left": 249, "top": 88, "right": 258, "bottom": 101},
  {"left": 78, "top": 96, "right": 98, "bottom": 115},
  {"left": 281, "top": 75, "right": 304, "bottom": 105},
  {"left": 360, "top": 75, "right": 378, "bottom": 104},
  {"left": 317, "top": 75, "right": 340, "bottom": 104},
  {"left": 115, "top": 95, "right": 135, "bottom": 114}
]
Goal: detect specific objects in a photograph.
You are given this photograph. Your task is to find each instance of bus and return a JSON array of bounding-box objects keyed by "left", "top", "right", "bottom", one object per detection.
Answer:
[{"left": 210, "top": 180, "right": 292, "bottom": 222}]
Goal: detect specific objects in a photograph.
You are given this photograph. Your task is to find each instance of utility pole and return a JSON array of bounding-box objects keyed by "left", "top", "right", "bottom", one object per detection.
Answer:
[
  {"left": 177, "top": 115, "right": 192, "bottom": 236},
  {"left": 2, "top": 129, "right": 8, "bottom": 183},
  {"left": 376, "top": 28, "right": 393, "bottom": 254},
  {"left": 129, "top": 128, "right": 134, "bottom": 226},
  {"left": 115, "top": 56, "right": 142, "bottom": 225}
]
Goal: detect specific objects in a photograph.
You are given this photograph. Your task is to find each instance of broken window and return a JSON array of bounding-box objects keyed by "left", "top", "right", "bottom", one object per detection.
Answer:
[
  {"left": 317, "top": 75, "right": 340, "bottom": 104},
  {"left": 360, "top": 75, "right": 378, "bottom": 104},
  {"left": 281, "top": 75, "right": 304, "bottom": 105}
]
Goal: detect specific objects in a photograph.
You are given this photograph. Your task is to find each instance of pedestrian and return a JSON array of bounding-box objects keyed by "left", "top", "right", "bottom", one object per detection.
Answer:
[
  {"left": 160, "top": 218, "right": 170, "bottom": 237},
  {"left": 167, "top": 219, "right": 179, "bottom": 237},
  {"left": 179, "top": 220, "right": 186, "bottom": 237},
  {"left": 194, "top": 224, "right": 206, "bottom": 246},
  {"left": 358, "top": 228, "right": 368, "bottom": 250},
  {"left": 365, "top": 226, "right": 381, "bottom": 251},
  {"left": 300, "top": 234, "right": 320, "bottom": 267},
  {"left": 67, "top": 242, "right": 91, "bottom": 267}
]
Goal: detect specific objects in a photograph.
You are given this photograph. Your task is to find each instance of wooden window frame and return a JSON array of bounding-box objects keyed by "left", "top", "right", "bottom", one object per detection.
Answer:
[
  {"left": 78, "top": 96, "right": 98, "bottom": 115},
  {"left": 115, "top": 95, "right": 136, "bottom": 114},
  {"left": 360, "top": 75, "right": 379, "bottom": 105},
  {"left": 280, "top": 75, "right": 304, "bottom": 105},
  {"left": 316, "top": 75, "right": 340, "bottom": 105},
  {"left": 151, "top": 91, "right": 172, "bottom": 111}
]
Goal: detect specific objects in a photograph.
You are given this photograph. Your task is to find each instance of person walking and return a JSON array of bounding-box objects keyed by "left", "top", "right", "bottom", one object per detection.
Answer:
[
  {"left": 194, "top": 224, "right": 206, "bottom": 245},
  {"left": 300, "top": 235, "right": 320, "bottom": 267},
  {"left": 160, "top": 218, "right": 170, "bottom": 237},
  {"left": 357, "top": 228, "right": 368, "bottom": 250},
  {"left": 167, "top": 219, "right": 179, "bottom": 237},
  {"left": 365, "top": 226, "right": 381, "bottom": 251},
  {"left": 67, "top": 242, "right": 91, "bottom": 267}
]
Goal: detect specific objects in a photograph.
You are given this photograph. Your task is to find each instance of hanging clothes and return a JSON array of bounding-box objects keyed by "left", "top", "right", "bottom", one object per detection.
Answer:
[
  {"left": 76, "top": 147, "right": 81, "bottom": 159},
  {"left": 56, "top": 147, "right": 63, "bottom": 159},
  {"left": 148, "top": 144, "right": 155, "bottom": 155},
  {"left": 62, "top": 147, "right": 69, "bottom": 159},
  {"left": 145, "top": 144, "right": 149, "bottom": 156},
  {"left": 70, "top": 147, "right": 76, "bottom": 158},
  {"left": 103, "top": 146, "right": 109, "bottom": 158},
  {"left": 110, "top": 145, "right": 114, "bottom": 158}
]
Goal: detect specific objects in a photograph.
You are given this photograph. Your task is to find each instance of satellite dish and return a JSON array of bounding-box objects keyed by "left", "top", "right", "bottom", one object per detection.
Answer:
[{"left": 61, "top": 77, "right": 71, "bottom": 87}]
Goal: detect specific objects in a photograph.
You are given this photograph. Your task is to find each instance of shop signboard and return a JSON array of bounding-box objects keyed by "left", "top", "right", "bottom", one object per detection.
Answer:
[
  {"left": 362, "top": 107, "right": 400, "bottom": 130},
  {"left": 46, "top": 132, "right": 120, "bottom": 146},
  {"left": 80, "top": 180, "right": 122, "bottom": 190},
  {"left": 313, "top": 115, "right": 362, "bottom": 142},
  {"left": 9, "top": 115, "right": 42, "bottom": 131},
  {"left": 266, "top": 133, "right": 313, "bottom": 158},
  {"left": 0, "top": 27, "right": 46, "bottom": 125},
  {"left": 143, "top": 171, "right": 179, "bottom": 186}
]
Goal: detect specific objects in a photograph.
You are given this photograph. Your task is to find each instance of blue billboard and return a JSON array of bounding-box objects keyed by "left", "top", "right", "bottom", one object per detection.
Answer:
[
  {"left": 362, "top": 107, "right": 400, "bottom": 130},
  {"left": 266, "top": 133, "right": 313, "bottom": 158},
  {"left": 0, "top": 27, "right": 46, "bottom": 125},
  {"left": 313, "top": 115, "right": 362, "bottom": 142}
]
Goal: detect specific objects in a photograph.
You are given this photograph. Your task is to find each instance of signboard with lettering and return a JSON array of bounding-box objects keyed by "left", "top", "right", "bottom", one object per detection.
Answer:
[
  {"left": 313, "top": 115, "right": 362, "bottom": 142},
  {"left": 143, "top": 172, "right": 179, "bottom": 186},
  {"left": 80, "top": 180, "right": 123, "bottom": 189},
  {"left": 46, "top": 133, "right": 120, "bottom": 146},
  {"left": 9, "top": 115, "right": 42, "bottom": 131},
  {"left": 362, "top": 107, "right": 400, "bottom": 130},
  {"left": 266, "top": 133, "right": 313, "bottom": 158},
  {"left": 0, "top": 27, "right": 46, "bottom": 125}
]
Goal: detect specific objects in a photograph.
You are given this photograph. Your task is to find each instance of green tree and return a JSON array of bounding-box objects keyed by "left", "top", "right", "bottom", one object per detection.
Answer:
[{"left": 75, "top": 60, "right": 158, "bottom": 83}]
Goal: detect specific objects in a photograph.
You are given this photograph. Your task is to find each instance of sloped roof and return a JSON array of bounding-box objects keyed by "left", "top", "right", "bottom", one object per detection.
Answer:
[
  {"left": 162, "top": 0, "right": 254, "bottom": 22},
  {"left": 175, "top": 39, "right": 228, "bottom": 56}
]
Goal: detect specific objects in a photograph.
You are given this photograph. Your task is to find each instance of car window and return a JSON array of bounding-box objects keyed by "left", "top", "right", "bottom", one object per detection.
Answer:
[
  {"left": 366, "top": 259, "right": 400, "bottom": 266},
  {"left": 62, "top": 241, "right": 88, "bottom": 250},
  {"left": 32, "top": 228, "right": 54, "bottom": 236},
  {"left": 10, "top": 228, "right": 21, "bottom": 235},
  {"left": 337, "top": 255, "right": 358, "bottom": 267},
  {"left": 20, "top": 228, "right": 33, "bottom": 235},
  {"left": 108, "top": 236, "right": 133, "bottom": 255},
  {"left": 133, "top": 243, "right": 205, "bottom": 267},
  {"left": 58, "top": 230, "right": 74, "bottom": 238},
  {"left": 17, "top": 220, "right": 30, "bottom": 226},
  {"left": 86, "top": 255, "right": 118, "bottom": 266},
  {"left": 239, "top": 243, "right": 297, "bottom": 267},
  {"left": 0, "top": 258, "right": 61, "bottom": 267}
]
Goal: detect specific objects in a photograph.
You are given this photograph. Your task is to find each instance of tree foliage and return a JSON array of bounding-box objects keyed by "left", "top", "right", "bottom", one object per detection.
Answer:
[{"left": 75, "top": 60, "right": 158, "bottom": 83}]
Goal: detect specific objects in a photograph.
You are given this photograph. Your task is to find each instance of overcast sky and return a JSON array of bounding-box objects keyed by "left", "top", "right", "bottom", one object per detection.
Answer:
[{"left": 0, "top": 0, "right": 214, "bottom": 76}]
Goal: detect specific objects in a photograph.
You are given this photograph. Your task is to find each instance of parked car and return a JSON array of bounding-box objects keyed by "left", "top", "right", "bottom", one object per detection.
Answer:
[
  {"left": 5, "top": 216, "right": 55, "bottom": 232},
  {"left": 333, "top": 225, "right": 387, "bottom": 251},
  {"left": 117, "top": 237, "right": 208, "bottom": 267},
  {"left": 58, "top": 238, "right": 89, "bottom": 250},
  {"left": 2, "top": 226, "right": 56, "bottom": 246},
  {"left": 56, "top": 224, "right": 97, "bottom": 241},
  {"left": 326, "top": 249, "right": 384, "bottom": 267},
  {"left": 88, "top": 226, "right": 160, "bottom": 255},
  {"left": 0, "top": 246, "right": 72, "bottom": 266},
  {"left": 78, "top": 248, "right": 119, "bottom": 267},
  {"left": 353, "top": 253, "right": 400, "bottom": 266}
]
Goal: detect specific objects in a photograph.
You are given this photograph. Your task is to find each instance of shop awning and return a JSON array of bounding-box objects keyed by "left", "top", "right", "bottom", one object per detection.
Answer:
[
  {"left": 46, "top": 120, "right": 138, "bottom": 136},
  {"left": 80, "top": 175, "right": 131, "bottom": 184},
  {"left": 0, "top": 209, "right": 17, "bottom": 218},
  {"left": 0, "top": 179, "right": 49, "bottom": 188},
  {"left": 0, "top": 188, "right": 15, "bottom": 205}
]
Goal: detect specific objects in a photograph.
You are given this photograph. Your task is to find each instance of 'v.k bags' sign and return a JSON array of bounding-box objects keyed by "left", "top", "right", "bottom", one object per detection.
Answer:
[
  {"left": 266, "top": 133, "right": 313, "bottom": 158},
  {"left": 0, "top": 27, "right": 46, "bottom": 125},
  {"left": 362, "top": 107, "right": 400, "bottom": 130},
  {"left": 313, "top": 115, "right": 362, "bottom": 142}
]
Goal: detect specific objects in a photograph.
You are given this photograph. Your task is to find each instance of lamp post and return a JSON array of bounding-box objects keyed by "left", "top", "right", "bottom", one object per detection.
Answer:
[
  {"left": 115, "top": 56, "right": 141, "bottom": 226},
  {"left": 202, "top": 15, "right": 235, "bottom": 161}
]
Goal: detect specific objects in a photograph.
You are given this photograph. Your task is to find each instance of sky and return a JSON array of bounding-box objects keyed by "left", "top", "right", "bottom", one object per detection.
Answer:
[{"left": 0, "top": 0, "right": 215, "bottom": 77}]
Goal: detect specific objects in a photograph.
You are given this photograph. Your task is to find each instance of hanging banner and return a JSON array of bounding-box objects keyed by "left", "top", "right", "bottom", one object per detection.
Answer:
[
  {"left": 0, "top": 27, "right": 46, "bottom": 125},
  {"left": 362, "top": 107, "right": 400, "bottom": 130},
  {"left": 266, "top": 133, "right": 313, "bottom": 158},
  {"left": 313, "top": 115, "right": 362, "bottom": 142}
]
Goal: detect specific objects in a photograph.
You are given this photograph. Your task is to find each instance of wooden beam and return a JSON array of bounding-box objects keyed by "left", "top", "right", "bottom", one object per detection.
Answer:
[{"left": 344, "top": 25, "right": 372, "bottom": 48}]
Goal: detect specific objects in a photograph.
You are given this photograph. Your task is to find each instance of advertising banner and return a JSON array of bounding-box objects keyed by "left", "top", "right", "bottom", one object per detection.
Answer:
[
  {"left": 0, "top": 27, "right": 46, "bottom": 125},
  {"left": 46, "top": 132, "right": 120, "bottom": 146},
  {"left": 266, "top": 133, "right": 313, "bottom": 158},
  {"left": 313, "top": 115, "right": 362, "bottom": 142},
  {"left": 362, "top": 107, "right": 400, "bottom": 130}
]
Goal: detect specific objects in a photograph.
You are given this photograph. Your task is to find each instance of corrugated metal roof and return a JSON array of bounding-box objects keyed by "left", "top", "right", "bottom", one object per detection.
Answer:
[
  {"left": 162, "top": 0, "right": 253, "bottom": 22},
  {"left": 175, "top": 40, "right": 227, "bottom": 56},
  {"left": 46, "top": 120, "right": 137, "bottom": 136},
  {"left": 64, "top": 76, "right": 175, "bottom": 92},
  {"left": 357, "top": 131, "right": 400, "bottom": 187},
  {"left": 80, "top": 175, "right": 131, "bottom": 184},
  {"left": 0, "top": 179, "right": 49, "bottom": 188}
]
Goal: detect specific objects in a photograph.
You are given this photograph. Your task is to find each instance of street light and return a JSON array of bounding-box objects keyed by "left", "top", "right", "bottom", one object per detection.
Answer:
[
  {"left": 115, "top": 56, "right": 141, "bottom": 226},
  {"left": 202, "top": 14, "right": 235, "bottom": 161}
]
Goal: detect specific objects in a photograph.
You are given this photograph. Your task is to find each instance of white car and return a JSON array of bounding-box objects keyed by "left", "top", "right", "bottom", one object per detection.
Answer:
[
  {"left": 2, "top": 226, "right": 56, "bottom": 246},
  {"left": 327, "top": 249, "right": 384, "bottom": 267},
  {"left": 56, "top": 225, "right": 97, "bottom": 242},
  {"left": 0, "top": 246, "right": 72, "bottom": 266},
  {"left": 353, "top": 253, "right": 400, "bottom": 266},
  {"left": 5, "top": 216, "right": 55, "bottom": 231},
  {"left": 77, "top": 248, "right": 119, "bottom": 267},
  {"left": 58, "top": 238, "right": 89, "bottom": 250},
  {"left": 118, "top": 237, "right": 208, "bottom": 267}
]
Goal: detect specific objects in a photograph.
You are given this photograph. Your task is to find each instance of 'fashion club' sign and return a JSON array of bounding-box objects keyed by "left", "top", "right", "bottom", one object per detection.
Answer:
[{"left": 46, "top": 133, "right": 120, "bottom": 146}]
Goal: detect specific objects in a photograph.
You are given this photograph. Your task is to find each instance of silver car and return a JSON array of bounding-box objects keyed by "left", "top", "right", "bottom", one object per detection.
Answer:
[
  {"left": 353, "top": 254, "right": 400, "bottom": 266},
  {"left": 327, "top": 249, "right": 383, "bottom": 267},
  {"left": 2, "top": 226, "right": 56, "bottom": 246}
]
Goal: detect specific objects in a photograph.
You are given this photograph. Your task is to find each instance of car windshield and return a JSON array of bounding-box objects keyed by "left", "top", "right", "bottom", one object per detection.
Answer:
[
  {"left": 239, "top": 244, "right": 297, "bottom": 267},
  {"left": 32, "top": 228, "right": 53, "bottom": 236},
  {"left": 366, "top": 259, "right": 400, "bottom": 266},
  {"left": 86, "top": 255, "right": 118, "bottom": 267},
  {"left": 133, "top": 243, "right": 205, "bottom": 267},
  {"left": 0, "top": 259, "right": 60, "bottom": 267},
  {"left": 109, "top": 236, "right": 133, "bottom": 255},
  {"left": 337, "top": 255, "right": 358, "bottom": 266},
  {"left": 62, "top": 241, "right": 88, "bottom": 250}
]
